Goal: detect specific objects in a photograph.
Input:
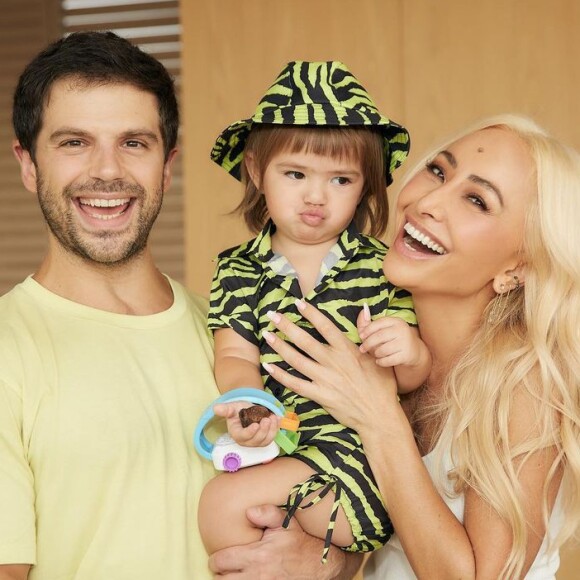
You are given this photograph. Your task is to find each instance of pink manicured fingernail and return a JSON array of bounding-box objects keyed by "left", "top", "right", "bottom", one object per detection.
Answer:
[
  {"left": 363, "top": 303, "right": 371, "bottom": 321},
  {"left": 262, "top": 330, "right": 275, "bottom": 344},
  {"left": 262, "top": 362, "right": 273, "bottom": 373},
  {"left": 295, "top": 299, "right": 306, "bottom": 311},
  {"left": 266, "top": 310, "right": 281, "bottom": 323}
]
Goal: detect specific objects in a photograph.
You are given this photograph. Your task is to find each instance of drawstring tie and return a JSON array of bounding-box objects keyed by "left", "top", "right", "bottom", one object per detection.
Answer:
[{"left": 282, "top": 472, "right": 343, "bottom": 563}]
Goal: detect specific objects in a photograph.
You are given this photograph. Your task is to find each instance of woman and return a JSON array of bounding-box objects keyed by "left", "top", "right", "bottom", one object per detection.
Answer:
[{"left": 260, "top": 114, "right": 580, "bottom": 578}]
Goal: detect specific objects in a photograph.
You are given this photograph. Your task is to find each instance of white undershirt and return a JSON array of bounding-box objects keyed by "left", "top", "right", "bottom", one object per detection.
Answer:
[{"left": 364, "top": 438, "right": 564, "bottom": 579}]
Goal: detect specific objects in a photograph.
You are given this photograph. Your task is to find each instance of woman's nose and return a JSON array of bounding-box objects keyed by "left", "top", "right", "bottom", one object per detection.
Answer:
[{"left": 414, "top": 184, "right": 449, "bottom": 221}]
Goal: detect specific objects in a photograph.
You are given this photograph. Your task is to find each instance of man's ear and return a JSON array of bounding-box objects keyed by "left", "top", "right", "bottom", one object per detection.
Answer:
[
  {"left": 243, "top": 152, "right": 260, "bottom": 189},
  {"left": 13, "top": 140, "right": 38, "bottom": 194},
  {"left": 162, "top": 147, "right": 178, "bottom": 191},
  {"left": 492, "top": 263, "right": 526, "bottom": 294}
]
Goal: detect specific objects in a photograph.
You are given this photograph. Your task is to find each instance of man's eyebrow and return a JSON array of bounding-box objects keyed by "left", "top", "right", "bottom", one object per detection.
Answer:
[
  {"left": 122, "top": 130, "right": 160, "bottom": 142},
  {"left": 469, "top": 175, "right": 504, "bottom": 206},
  {"left": 48, "top": 129, "right": 160, "bottom": 142},
  {"left": 49, "top": 128, "right": 91, "bottom": 142}
]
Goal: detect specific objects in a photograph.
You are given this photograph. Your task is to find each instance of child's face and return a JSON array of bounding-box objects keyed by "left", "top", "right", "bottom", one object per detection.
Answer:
[{"left": 257, "top": 150, "right": 364, "bottom": 248}]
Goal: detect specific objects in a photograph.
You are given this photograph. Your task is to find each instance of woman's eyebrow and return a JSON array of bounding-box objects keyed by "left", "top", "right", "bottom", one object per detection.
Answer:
[
  {"left": 440, "top": 150, "right": 457, "bottom": 168},
  {"left": 440, "top": 149, "right": 504, "bottom": 206}
]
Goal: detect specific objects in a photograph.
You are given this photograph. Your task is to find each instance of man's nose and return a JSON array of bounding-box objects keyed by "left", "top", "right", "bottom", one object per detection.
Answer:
[{"left": 88, "top": 145, "right": 125, "bottom": 181}]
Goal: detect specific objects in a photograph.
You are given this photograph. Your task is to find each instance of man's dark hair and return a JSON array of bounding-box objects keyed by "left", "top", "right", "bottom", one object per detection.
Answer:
[{"left": 12, "top": 31, "right": 179, "bottom": 161}]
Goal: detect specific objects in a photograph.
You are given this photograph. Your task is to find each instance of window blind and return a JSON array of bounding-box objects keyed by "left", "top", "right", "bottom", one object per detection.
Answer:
[{"left": 0, "top": 0, "right": 61, "bottom": 295}]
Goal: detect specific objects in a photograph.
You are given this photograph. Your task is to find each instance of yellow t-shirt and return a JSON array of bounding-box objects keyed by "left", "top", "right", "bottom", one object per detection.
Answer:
[{"left": 0, "top": 276, "right": 218, "bottom": 579}]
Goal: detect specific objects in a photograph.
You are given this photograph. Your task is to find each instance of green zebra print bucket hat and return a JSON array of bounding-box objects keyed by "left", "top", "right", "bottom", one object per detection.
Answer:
[{"left": 210, "top": 60, "right": 410, "bottom": 185}]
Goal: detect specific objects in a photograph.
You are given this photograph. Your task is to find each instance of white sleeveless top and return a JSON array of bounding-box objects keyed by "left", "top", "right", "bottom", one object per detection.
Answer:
[{"left": 364, "top": 439, "right": 564, "bottom": 579}]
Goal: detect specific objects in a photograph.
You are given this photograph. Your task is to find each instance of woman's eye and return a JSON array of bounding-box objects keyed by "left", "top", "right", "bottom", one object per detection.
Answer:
[
  {"left": 466, "top": 194, "right": 489, "bottom": 212},
  {"left": 331, "top": 176, "right": 351, "bottom": 185},
  {"left": 426, "top": 162, "right": 444, "bottom": 180}
]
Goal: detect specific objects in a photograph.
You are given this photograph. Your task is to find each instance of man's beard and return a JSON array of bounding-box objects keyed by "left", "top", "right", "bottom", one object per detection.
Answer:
[{"left": 37, "top": 176, "right": 164, "bottom": 266}]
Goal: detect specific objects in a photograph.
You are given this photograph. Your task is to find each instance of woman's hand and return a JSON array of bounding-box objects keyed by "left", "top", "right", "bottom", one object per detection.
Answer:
[{"left": 261, "top": 299, "right": 399, "bottom": 435}]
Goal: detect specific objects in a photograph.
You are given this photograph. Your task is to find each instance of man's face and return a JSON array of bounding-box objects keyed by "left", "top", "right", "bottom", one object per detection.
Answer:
[{"left": 17, "top": 78, "right": 176, "bottom": 266}]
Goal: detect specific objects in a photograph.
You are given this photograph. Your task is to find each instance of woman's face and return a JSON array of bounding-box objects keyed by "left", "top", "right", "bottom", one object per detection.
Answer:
[{"left": 384, "top": 128, "right": 535, "bottom": 300}]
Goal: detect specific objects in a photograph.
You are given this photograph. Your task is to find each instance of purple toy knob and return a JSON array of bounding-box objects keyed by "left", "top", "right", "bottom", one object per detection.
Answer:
[{"left": 222, "top": 452, "right": 242, "bottom": 472}]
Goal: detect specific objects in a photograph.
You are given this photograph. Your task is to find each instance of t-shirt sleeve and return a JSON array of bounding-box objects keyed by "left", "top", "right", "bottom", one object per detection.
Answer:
[
  {"left": 207, "top": 258, "right": 260, "bottom": 347},
  {"left": 0, "top": 379, "right": 36, "bottom": 564}
]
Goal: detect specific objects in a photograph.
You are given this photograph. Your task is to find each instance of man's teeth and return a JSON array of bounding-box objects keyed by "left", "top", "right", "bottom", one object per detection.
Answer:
[
  {"left": 78, "top": 198, "right": 130, "bottom": 220},
  {"left": 404, "top": 223, "right": 446, "bottom": 255},
  {"left": 88, "top": 211, "right": 125, "bottom": 221},
  {"left": 79, "top": 198, "right": 130, "bottom": 208}
]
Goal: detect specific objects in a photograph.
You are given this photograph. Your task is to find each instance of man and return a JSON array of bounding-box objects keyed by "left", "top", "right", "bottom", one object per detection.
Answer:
[{"left": 0, "top": 32, "right": 358, "bottom": 579}]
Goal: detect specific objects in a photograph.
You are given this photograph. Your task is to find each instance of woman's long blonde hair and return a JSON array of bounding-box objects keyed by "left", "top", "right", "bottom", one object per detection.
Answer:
[{"left": 409, "top": 115, "right": 580, "bottom": 577}]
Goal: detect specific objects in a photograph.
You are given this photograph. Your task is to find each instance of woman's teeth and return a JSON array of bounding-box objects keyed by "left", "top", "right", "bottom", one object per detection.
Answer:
[{"left": 403, "top": 223, "right": 446, "bottom": 255}]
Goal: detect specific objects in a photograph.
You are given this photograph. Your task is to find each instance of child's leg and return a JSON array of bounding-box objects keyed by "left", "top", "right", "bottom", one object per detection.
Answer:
[{"left": 198, "top": 456, "right": 355, "bottom": 554}]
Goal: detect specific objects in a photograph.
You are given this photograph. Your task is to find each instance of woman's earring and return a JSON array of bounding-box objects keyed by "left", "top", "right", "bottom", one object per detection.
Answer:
[
  {"left": 488, "top": 275, "right": 521, "bottom": 324},
  {"left": 489, "top": 283, "right": 508, "bottom": 323}
]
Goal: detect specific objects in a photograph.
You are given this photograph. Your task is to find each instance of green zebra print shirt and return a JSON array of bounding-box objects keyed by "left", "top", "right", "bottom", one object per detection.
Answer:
[{"left": 208, "top": 221, "right": 416, "bottom": 398}]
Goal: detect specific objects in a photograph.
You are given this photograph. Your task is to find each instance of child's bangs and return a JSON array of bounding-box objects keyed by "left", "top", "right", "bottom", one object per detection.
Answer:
[{"left": 280, "top": 126, "right": 365, "bottom": 164}]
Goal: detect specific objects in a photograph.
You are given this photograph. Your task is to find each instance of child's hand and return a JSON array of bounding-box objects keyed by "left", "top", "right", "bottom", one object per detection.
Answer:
[
  {"left": 213, "top": 401, "right": 280, "bottom": 447},
  {"left": 357, "top": 306, "right": 423, "bottom": 368}
]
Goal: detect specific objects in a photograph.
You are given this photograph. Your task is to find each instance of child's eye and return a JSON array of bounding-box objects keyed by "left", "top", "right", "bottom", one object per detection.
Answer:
[
  {"left": 466, "top": 194, "right": 489, "bottom": 212},
  {"left": 285, "top": 171, "right": 305, "bottom": 180},
  {"left": 426, "top": 162, "right": 444, "bottom": 180},
  {"left": 331, "top": 176, "right": 351, "bottom": 185}
]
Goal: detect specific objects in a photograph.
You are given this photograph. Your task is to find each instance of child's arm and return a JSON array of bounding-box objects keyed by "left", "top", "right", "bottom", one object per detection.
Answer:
[
  {"left": 214, "top": 327, "right": 263, "bottom": 392},
  {"left": 357, "top": 307, "right": 432, "bottom": 394},
  {"left": 390, "top": 325, "right": 431, "bottom": 393},
  {"left": 213, "top": 328, "right": 280, "bottom": 446}
]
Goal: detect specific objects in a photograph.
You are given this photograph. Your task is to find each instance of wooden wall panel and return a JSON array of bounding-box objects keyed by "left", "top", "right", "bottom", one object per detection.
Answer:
[{"left": 402, "top": 0, "right": 580, "bottom": 161}]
